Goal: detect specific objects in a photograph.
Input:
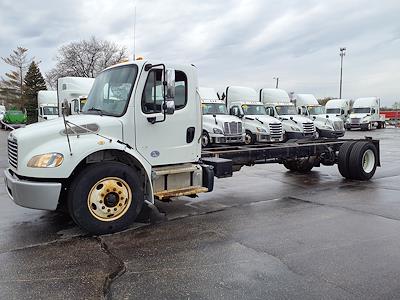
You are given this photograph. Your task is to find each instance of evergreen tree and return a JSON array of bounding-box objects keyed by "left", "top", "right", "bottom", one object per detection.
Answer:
[{"left": 23, "top": 61, "right": 47, "bottom": 123}]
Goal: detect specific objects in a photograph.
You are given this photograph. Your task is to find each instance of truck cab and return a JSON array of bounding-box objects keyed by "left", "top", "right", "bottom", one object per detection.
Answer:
[
  {"left": 325, "top": 99, "right": 350, "bottom": 121},
  {"left": 57, "top": 77, "right": 95, "bottom": 115},
  {"left": 225, "top": 86, "right": 284, "bottom": 144},
  {"left": 346, "top": 97, "right": 385, "bottom": 130},
  {"left": 259, "top": 88, "right": 316, "bottom": 140},
  {"left": 293, "top": 94, "right": 344, "bottom": 138},
  {"left": 199, "top": 87, "right": 244, "bottom": 147},
  {"left": 37, "top": 91, "right": 59, "bottom": 122}
]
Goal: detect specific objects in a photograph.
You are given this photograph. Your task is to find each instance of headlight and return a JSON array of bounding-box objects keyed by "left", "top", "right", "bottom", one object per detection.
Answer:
[
  {"left": 290, "top": 126, "right": 301, "bottom": 132},
  {"left": 256, "top": 127, "right": 267, "bottom": 133},
  {"left": 27, "top": 153, "right": 64, "bottom": 168},
  {"left": 213, "top": 128, "right": 223, "bottom": 134},
  {"left": 362, "top": 119, "right": 369, "bottom": 123}
]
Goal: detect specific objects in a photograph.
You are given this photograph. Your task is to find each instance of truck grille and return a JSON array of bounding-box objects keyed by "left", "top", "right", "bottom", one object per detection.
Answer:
[
  {"left": 302, "top": 122, "right": 315, "bottom": 134},
  {"left": 333, "top": 120, "right": 344, "bottom": 131},
  {"left": 224, "top": 122, "right": 242, "bottom": 135},
  {"left": 350, "top": 118, "right": 361, "bottom": 124},
  {"left": 8, "top": 138, "right": 18, "bottom": 169},
  {"left": 269, "top": 123, "right": 283, "bottom": 139}
]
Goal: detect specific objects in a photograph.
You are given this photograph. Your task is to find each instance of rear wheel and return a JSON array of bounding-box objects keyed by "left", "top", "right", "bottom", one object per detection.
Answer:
[
  {"left": 338, "top": 141, "right": 357, "bottom": 179},
  {"left": 68, "top": 161, "right": 144, "bottom": 235},
  {"left": 348, "top": 141, "right": 378, "bottom": 180}
]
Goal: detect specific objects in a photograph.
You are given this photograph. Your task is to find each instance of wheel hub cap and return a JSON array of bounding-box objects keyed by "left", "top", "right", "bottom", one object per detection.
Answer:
[{"left": 87, "top": 177, "right": 132, "bottom": 222}]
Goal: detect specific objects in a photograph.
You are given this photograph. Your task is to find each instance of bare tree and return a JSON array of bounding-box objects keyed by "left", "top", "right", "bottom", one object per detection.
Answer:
[
  {"left": 46, "top": 37, "right": 127, "bottom": 88},
  {"left": 1, "top": 47, "right": 34, "bottom": 107}
]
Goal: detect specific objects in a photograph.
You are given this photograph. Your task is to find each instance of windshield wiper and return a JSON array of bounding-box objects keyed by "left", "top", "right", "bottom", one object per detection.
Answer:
[{"left": 87, "top": 107, "right": 104, "bottom": 116}]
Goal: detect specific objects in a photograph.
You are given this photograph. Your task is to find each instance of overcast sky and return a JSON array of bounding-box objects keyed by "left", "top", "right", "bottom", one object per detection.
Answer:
[{"left": 0, "top": 0, "right": 399, "bottom": 106}]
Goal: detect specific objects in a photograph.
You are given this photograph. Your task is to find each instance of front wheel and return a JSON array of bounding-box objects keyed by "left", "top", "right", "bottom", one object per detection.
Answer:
[
  {"left": 244, "top": 130, "right": 256, "bottom": 145},
  {"left": 68, "top": 162, "right": 144, "bottom": 235},
  {"left": 202, "top": 131, "right": 211, "bottom": 148}
]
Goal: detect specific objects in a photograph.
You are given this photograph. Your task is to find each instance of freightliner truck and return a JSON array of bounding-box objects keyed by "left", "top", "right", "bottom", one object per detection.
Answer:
[
  {"left": 225, "top": 86, "right": 284, "bottom": 144},
  {"left": 199, "top": 87, "right": 245, "bottom": 147},
  {"left": 325, "top": 99, "right": 351, "bottom": 122},
  {"left": 37, "top": 90, "right": 59, "bottom": 122},
  {"left": 293, "top": 93, "right": 345, "bottom": 138},
  {"left": 259, "top": 88, "right": 316, "bottom": 140},
  {"left": 4, "top": 61, "right": 381, "bottom": 235},
  {"left": 346, "top": 97, "right": 386, "bottom": 130}
]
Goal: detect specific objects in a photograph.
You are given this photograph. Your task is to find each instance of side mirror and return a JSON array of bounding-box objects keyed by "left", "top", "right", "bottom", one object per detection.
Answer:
[
  {"left": 72, "top": 99, "right": 80, "bottom": 113},
  {"left": 62, "top": 99, "right": 70, "bottom": 116},
  {"left": 163, "top": 100, "right": 175, "bottom": 115},
  {"left": 341, "top": 109, "right": 344, "bottom": 115},
  {"left": 231, "top": 107, "right": 240, "bottom": 117},
  {"left": 164, "top": 68, "right": 175, "bottom": 101}
]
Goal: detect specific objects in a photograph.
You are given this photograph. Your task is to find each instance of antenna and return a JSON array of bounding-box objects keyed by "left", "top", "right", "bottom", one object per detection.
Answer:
[{"left": 133, "top": 5, "right": 136, "bottom": 61}]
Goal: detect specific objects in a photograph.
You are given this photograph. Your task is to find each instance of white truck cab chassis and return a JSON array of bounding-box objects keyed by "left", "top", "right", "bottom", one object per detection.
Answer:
[{"left": 4, "top": 61, "right": 381, "bottom": 235}]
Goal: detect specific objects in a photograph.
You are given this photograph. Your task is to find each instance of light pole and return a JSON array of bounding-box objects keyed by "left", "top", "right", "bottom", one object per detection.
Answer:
[
  {"left": 273, "top": 77, "right": 279, "bottom": 88},
  {"left": 339, "top": 47, "right": 346, "bottom": 99}
]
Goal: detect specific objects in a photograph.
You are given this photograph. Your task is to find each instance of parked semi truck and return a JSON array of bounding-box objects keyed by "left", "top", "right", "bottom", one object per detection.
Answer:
[
  {"left": 325, "top": 99, "right": 351, "bottom": 121},
  {"left": 346, "top": 97, "right": 385, "bottom": 130},
  {"left": 38, "top": 91, "right": 59, "bottom": 122},
  {"left": 293, "top": 94, "right": 345, "bottom": 138},
  {"left": 259, "top": 88, "right": 316, "bottom": 140},
  {"left": 57, "top": 77, "right": 95, "bottom": 115},
  {"left": 225, "top": 86, "right": 284, "bottom": 144},
  {"left": 199, "top": 87, "right": 244, "bottom": 147},
  {"left": 4, "top": 61, "right": 381, "bottom": 235}
]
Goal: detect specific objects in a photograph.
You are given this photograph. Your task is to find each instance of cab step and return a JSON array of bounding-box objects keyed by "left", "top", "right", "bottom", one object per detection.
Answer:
[{"left": 154, "top": 186, "right": 208, "bottom": 201}]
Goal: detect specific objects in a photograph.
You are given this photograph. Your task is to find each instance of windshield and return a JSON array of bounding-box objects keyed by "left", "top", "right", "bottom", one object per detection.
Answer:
[
  {"left": 275, "top": 105, "right": 297, "bottom": 115},
  {"left": 326, "top": 108, "right": 341, "bottom": 114},
  {"left": 242, "top": 104, "right": 266, "bottom": 115},
  {"left": 82, "top": 65, "right": 138, "bottom": 116},
  {"left": 43, "top": 106, "right": 58, "bottom": 115},
  {"left": 353, "top": 107, "right": 370, "bottom": 114},
  {"left": 308, "top": 106, "right": 325, "bottom": 115},
  {"left": 202, "top": 103, "right": 227, "bottom": 115}
]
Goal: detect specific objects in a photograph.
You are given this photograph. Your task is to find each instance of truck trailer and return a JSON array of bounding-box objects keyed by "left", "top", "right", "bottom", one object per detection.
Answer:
[{"left": 4, "top": 61, "right": 381, "bottom": 235}]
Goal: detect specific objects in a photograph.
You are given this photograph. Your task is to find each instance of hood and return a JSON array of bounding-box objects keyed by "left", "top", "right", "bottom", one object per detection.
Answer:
[
  {"left": 279, "top": 114, "right": 313, "bottom": 124},
  {"left": 244, "top": 115, "right": 281, "bottom": 125},
  {"left": 313, "top": 114, "right": 342, "bottom": 123},
  {"left": 12, "top": 114, "right": 124, "bottom": 144},
  {"left": 349, "top": 113, "right": 369, "bottom": 119}
]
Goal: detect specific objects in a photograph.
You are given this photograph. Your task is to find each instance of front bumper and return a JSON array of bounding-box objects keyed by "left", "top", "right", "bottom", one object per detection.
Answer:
[
  {"left": 319, "top": 129, "right": 345, "bottom": 138},
  {"left": 285, "top": 132, "right": 316, "bottom": 139},
  {"left": 212, "top": 134, "right": 245, "bottom": 144},
  {"left": 4, "top": 168, "right": 61, "bottom": 211}
]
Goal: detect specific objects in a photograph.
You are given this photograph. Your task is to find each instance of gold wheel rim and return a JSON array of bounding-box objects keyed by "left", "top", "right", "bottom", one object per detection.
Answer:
[{"left": 87, "top": 177, "right": 132, "bottom": 222}]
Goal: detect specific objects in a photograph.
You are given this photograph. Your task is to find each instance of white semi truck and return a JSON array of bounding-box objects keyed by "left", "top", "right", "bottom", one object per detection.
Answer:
[
  {"left": 325, "top": 99, "right": 351, "bottom": 121},
  {"left": 225, "top": 86, "right": 284, "bottom": 144},
  {"left": 199, "top": 87, "right": 244, "bottom": 147},
  {"left": 4, "top": 61, "right": 381, "bottom": 235},
  {"left": 259, "top": 88, "right": 316, "bottom": 140},
  {"left": 346, "top": 97, "right": 385, "bottom": 130},
  {"left": 57, "top": 77, "right": 95, "bottom": 115},
  {"left": 37, "top": 91, "right": 59, "bottom": 122},
  {"left": 293, "top": 94, "right": 345, "bottom": 138}
]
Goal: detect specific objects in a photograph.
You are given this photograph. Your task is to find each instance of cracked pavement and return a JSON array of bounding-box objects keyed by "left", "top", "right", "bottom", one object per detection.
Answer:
[{"left": 0, "top": 129, "right": 400, "bottom": 299}]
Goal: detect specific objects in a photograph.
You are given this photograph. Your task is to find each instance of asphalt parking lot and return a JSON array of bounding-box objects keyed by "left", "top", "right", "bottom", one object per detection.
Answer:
[{"left": 0, "top": 128, "right": 399, "bottom": 299}]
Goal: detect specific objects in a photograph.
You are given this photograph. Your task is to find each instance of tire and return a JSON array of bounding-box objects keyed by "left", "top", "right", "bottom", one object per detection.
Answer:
[
  {"left": 202, "top": 131, "right": 211, "bottom": 148},
  {"left": 68, "top": 161, "right": 144, "bottom": 235},
  {"left": 377, "top": 122, "right": 382, "bottom": 129},
  {"left": 367, "top": 123, "right": 372, "bottom": 131},
  {"left": 244, "top": 130, "right": 256, "bottom": 145},
  {"left": 315, "top": 129, "right": 320, "bottom": 139},
  {"left": 337, "top": 141, "right": 357, "bottom": 179},
  {"left": 348, "top": 141, "right": 378, "bottom": 180},
  {"left": 283, "top": 157, "right": 315, "bottom": 173}
]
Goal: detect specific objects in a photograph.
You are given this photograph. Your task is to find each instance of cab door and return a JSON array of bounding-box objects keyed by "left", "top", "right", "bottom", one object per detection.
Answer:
[{"left": 134, "top": 66, "right": 201, "bottom": 166}]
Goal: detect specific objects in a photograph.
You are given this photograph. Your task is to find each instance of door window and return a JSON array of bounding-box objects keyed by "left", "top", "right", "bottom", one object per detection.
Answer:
[{"left": 142, "top": 69, "right": 187, "bottom": 114}]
